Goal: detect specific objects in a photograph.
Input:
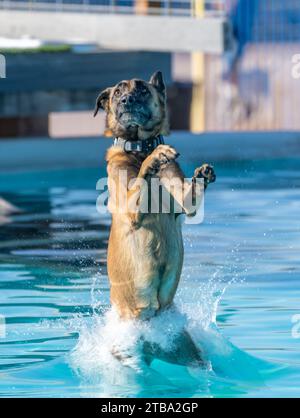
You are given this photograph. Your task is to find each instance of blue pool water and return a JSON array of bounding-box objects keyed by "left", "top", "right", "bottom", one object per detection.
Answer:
[{"left": 0, "top": 158, "right": 299, "bottom": 397}]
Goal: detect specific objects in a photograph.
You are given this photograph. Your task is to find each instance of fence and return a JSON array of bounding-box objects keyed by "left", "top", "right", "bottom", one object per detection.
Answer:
[
  {"left": 0, "top": 1, "right": 227, "bottom": 16},
  {"left": 1, "top": 0, "right": 300, "bottom": 132}
]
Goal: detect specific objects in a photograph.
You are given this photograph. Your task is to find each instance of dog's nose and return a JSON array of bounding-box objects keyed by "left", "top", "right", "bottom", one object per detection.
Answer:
[{"left": 120, "top": 94, "right": 135, "bottom": 105}]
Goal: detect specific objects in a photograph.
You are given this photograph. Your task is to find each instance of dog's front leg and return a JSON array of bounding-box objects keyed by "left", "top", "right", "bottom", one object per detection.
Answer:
[
  {"left": 160, "top": 163, "right": 216, "bottom": 217},
  {"left": 126, "top": 145, "right": 179, "bottom": 228}
]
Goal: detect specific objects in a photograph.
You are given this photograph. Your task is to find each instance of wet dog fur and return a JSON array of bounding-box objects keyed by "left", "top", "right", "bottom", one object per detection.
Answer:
[{"left": 94, "top": 71, "right": 216, "bottom": 366}]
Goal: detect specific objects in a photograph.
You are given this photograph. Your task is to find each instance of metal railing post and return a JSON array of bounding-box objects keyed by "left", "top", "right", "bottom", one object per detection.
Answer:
[{"left": 190, "top": 0, "right": 206, "bottom": 133}]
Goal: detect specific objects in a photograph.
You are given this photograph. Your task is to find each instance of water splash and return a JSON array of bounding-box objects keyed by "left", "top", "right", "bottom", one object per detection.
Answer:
[{"left": 67, "top": 263, "right": 279, "bottom": 398}]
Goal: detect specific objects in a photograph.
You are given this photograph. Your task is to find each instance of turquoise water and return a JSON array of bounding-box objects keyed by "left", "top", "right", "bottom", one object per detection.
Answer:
[{"left": 0, "top": 158, "right": 300, "bottom": 397}]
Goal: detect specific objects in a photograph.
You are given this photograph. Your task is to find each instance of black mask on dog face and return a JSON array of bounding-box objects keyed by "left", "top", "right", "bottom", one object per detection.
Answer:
[{"left": 94, "top": 71, "right": 170, "bottom": 141}]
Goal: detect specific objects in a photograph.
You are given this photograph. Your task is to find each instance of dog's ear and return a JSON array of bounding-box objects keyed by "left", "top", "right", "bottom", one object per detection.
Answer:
[
  {"left": 94, "top": 88, "right": 112, "bottom": 117},
  {"left": 149, "top": 71, "right": 165, "bottom": 96}
]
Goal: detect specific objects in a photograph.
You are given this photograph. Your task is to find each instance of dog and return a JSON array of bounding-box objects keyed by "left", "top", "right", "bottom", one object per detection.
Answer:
[{"left": 94, "top": 71, "right": 215, "bottom": 365}]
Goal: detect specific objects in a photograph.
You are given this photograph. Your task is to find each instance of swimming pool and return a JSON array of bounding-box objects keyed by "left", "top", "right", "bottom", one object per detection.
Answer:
[{"left": 0, "top": 157, "right": 299, "bottom": 397}]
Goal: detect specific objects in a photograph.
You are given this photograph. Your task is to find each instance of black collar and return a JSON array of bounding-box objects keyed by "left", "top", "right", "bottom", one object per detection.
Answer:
[{"left": 113, "top": 135, "right": 164, "bottom": 153}]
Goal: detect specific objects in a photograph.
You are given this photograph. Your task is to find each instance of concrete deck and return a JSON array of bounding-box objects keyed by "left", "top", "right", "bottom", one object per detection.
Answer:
[{"left": 1, "top": 132, "right": 300, "bottom": 173}]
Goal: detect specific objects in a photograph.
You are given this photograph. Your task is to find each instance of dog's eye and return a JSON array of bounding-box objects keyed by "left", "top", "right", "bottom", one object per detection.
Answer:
[
  {"left": 114, "top": 89, "right": 121, "bottom": 97},
  {"left": 141, "top": 88, "right": 148, "bottom": 96}
]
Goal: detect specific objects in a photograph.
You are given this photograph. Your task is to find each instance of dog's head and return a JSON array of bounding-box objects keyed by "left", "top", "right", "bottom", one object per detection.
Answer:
[{"left": 94, "top": 71, "right": 169, "bottom": 140}]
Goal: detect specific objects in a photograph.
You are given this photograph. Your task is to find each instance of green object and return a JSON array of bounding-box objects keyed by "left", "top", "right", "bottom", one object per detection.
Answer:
[{"left": 0, "top": 44, "right": 72, "bottom": 54}]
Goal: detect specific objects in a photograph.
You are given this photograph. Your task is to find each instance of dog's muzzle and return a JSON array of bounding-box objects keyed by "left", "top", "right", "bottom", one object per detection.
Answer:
[{"left": 117, "top": 104, "right": 150, "bottom": 127}]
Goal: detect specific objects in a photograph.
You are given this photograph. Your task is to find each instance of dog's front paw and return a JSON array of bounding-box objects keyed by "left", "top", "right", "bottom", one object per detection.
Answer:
[
  {"left": 147, "top": 145, "right": 180, "bottom": 174},
  {"left": 194, "top": 164, "right": 216, "bottom": 187}
]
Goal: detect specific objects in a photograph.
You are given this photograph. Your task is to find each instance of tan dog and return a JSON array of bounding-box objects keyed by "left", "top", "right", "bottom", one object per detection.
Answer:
[{"left": 94, "top": 72, "right": 216, "bottom": 324}]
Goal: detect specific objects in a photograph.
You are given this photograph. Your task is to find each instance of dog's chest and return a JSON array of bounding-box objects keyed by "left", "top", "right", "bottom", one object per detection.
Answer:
[{"left": 129, "top": 213, "right": 183, "bottom": 261}]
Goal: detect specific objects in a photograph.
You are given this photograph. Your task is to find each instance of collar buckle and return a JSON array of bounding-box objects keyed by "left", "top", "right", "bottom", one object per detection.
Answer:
[
  {"left": 124, "top": 140, "right": 142, "bottom": 152},
  {"left": 114, "top": 136, "right": 164, "bottom": 153}
]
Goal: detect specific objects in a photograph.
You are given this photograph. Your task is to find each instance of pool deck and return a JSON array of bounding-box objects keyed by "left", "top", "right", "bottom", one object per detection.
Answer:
[{"left": 1, "top": 131, "right": 300, "bottom": 172}]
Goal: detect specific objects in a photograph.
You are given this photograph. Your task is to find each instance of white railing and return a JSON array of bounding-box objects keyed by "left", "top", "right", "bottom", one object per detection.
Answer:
[{"left": 0, "top": 0, "right": 227, "bottom": 17}]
